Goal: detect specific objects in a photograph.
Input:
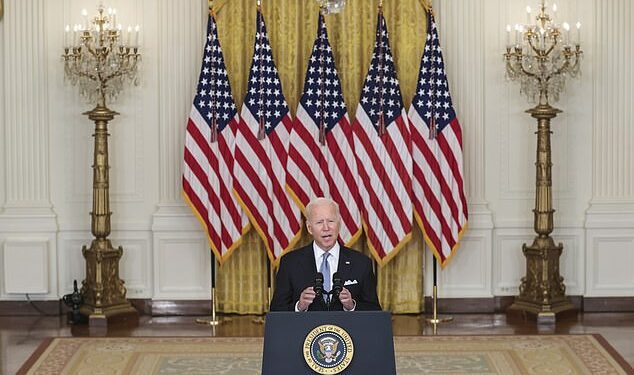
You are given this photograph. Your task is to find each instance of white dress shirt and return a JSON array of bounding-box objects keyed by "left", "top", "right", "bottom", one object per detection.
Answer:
[{"left": 295, "top": 242, "right": 355, "bottom": 311}]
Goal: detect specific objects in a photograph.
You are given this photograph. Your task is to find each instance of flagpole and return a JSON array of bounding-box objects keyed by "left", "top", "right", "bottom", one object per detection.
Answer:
[
  {"left": 317, "top": 8, "right": 327, "bottom": 145},
  {"left": 268, "top": 257, "right": 273, "bottom": 306},
  {"left": 196, "top": 251, "right": 230, "bottom": 327},
  {"left": 425, "top": 256, "right": 452, "bottom": 333},
  {"left": 256, "top": 0, "right": 266, "bottom": 140},
  {"left": 376, "top": 1, "right": 387, "bottom": 136}
]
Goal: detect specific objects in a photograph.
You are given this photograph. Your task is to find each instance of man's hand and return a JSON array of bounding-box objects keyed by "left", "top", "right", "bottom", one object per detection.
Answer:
[
  {"left": 297, "top": 287, "right": 316, "bottom": 311},
  {"left": 339, "top": 287, "right": 355, "bottom": 311}
]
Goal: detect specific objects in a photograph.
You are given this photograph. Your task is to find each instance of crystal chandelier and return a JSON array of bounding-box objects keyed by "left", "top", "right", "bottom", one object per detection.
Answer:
[
  {"left": 504, "top": 0, "right": 582, "bottom": 105},
  {"left": 316, "top": 0, "right": 346, "bottom": 14},
  {"left": 62, "top": 4, "right": 141, "bottom": 107}
]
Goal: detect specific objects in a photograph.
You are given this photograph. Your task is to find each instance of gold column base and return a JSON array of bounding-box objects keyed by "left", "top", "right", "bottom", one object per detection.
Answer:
[
  {"left": 508, "top": 298, "right": 575, "bottom": 324},
  {"left": 509, "top": 235, "right": 576, "bottom": 323},
  {"left": 80, "top": 239, "right": 138, "bottom": 327}
]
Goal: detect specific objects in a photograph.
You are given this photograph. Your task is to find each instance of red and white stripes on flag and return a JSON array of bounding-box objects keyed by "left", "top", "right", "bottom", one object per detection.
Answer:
[
  {"left": 233, "top": 8, "right": 301, "bottom": 261},
  {"left": 182, "top": 14, "right": 249, "bottom": 263},
  {"left": 408, "top": 11, "right": 468, "bottom": 267},
  {"left": 287, "top": 13, "right": 361, "bottom": 245},
  {"left": 352, "top": 9, "right": 413, "bottom": 264}
]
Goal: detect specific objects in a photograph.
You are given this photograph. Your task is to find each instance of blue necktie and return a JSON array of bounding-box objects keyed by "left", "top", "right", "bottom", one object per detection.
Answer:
[{"left": 320, "top": 253, "right": 331, "bottom": 302}]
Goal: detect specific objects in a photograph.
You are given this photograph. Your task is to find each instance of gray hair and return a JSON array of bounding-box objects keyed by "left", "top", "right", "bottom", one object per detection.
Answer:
[{"left": 305, "top": 197, "right": 340, "bottom": 221}]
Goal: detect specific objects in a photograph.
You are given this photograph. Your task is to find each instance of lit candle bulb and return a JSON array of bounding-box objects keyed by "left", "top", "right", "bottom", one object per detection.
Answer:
[
  {"left": 506, "top": 24, "right": 512, "bottom": 47},
  {"left": 127, "top": 26, "right": 132, "bottom": 45},
  {"left": 515, "top": 24, "right": 521, "bottom": 46},
  {"left": 112, "top": 9, "right": 117, "bottom": 28},
  {"left": 576, "top": 21, "right": 581, "bottom": 44},
  {"left": 64, "top": 24, "right": 70, "bottom": 48},
  {"left": 552, "top": 3, "right": 557, "bottom": 21},
  {"left": 562, "top": 22, "right": 570, "bottom": 44},
  {"left": 134, "top": 25, "right": 140, "bottom": 46},
  {"left": 526, "top": 6, "right": 532, "bottom": 25},
  {"left": 81, "top": 9, "right": 88, "bottom": 30}
]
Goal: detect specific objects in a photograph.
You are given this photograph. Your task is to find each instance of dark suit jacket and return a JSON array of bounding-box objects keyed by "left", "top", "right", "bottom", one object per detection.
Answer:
[{"left": 269, "top": 244, "right": 381, "bottom": 311}]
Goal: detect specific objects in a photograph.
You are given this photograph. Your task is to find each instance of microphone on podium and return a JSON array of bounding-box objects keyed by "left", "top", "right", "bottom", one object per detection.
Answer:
[
  {"left": 332, "top": 272, "right": 343, "bottom": 299},
  {"left": 326, "top": 272, "right": 343, "bottom": 309},
  {"left": 313, "top": 272, "right": 324, "bottom": 301}
]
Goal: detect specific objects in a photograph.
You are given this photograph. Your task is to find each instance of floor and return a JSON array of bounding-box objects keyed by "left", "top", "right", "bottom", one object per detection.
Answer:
[{"left": 2, "top": 312, "right": 634, "bottom": 374}]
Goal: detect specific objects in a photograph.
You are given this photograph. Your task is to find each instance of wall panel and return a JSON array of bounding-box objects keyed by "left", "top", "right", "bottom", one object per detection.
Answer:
[
  {"left": 154, "top": 233, "right": 210, "bottom": 299},
  {"left": 3, "top": 239, "right": 49, "bottom": 294},
  {"left": 584, "top": 0, "right": 634, "bottom": 296}
]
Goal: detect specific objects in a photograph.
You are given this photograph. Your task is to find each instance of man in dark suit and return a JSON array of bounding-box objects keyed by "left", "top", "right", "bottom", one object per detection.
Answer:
[{"left": 270, "top": 197, "right": 381, "bottom": 311}]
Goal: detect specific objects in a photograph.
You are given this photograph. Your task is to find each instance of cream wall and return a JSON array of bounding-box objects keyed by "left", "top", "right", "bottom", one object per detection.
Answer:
[{"left": 1, "top": 0, "right": 632, "bottom": 301}]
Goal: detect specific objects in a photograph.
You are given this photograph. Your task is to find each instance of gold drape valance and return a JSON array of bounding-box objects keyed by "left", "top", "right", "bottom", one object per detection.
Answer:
[
  {"left": 214, "top": 0, "right": 428, "bottom": 114},
  {"left": 211, "top": 0, "right": 429, "bottom": 314}
]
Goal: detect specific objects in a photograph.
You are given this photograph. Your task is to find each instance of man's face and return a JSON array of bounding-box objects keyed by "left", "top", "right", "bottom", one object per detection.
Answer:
[{"left": 306, "top": 202, "right": 341, "bottom": 251}]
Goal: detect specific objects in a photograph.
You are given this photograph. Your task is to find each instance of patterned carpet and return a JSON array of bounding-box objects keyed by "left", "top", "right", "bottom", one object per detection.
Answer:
[{"left": 19, "top": 335, "right": 633, "bottom": 374}]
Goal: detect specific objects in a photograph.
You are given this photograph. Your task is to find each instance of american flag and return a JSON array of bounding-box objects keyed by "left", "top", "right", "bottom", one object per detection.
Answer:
[
  {"left": 408, "top": 11, "right": 468, "bottom": 267},
  {"left": 352, "top": 9, "right": 413, "bottom": 263},
  {"left": 233, "top": 9, "right": 301, "bottom": 261},
  {"left": 286, "top": 13, "right": 361, "bottom": 245},
  {"left": 182, "top": 14, "right": 249, "bottom": 263}
]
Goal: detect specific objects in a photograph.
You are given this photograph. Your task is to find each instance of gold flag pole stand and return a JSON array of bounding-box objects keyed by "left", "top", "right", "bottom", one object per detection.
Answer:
[
  {"left": 196, "top": 287, "right": 221, "bottom": 326},
  {"left": 197, "top": 252, "right": 231, "bottom": 327},
  {"left": 426, "top": 257, "right": 452, "bottom": 333},
  {"left": 253, "top": 258, "right": 273, "bottom": 324}
]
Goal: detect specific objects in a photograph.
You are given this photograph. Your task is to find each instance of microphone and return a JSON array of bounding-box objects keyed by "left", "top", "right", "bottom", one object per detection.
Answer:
[
  {"left": 332, "top": 272, "right": 343, "bottom": 300},
  {"left": 314, "top": 272, "right": 324, "bottom": 300}
]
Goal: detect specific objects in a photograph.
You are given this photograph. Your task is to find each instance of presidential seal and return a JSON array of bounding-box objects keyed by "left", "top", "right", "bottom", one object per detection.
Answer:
[{"left": 303, "top": 324, "right": 354, "bottom": 374}]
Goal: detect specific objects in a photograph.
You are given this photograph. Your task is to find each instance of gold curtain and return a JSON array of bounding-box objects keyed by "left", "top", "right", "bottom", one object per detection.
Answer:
[{"left": 214, "top": 0, "right": 429, "bottom": 314}]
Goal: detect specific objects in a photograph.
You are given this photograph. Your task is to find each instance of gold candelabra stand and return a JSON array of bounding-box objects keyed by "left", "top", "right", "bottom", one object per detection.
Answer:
[
  {"left": 504, "top": 1, "right": 582, "bottom": 323},
  {"left": 62, "top": 5, "right": 140, "bottom": 327}
]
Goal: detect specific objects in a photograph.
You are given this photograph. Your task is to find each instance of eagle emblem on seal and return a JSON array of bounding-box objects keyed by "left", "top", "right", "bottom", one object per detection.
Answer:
[{"left": 317, "top": 337, "right": 341, "bottom": 363}]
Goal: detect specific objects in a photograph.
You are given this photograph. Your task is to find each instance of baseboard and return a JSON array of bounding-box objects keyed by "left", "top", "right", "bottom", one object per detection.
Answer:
[
  {"left": 426, "top": 296, "right": 585, "bottom": 314},
  {"left": 0, "top": 300, "right": 61, "bottom": 316},
  {"left": 2, "top": 296, "right": 633, "bottom": 316},
  {"left": 424, "top": 297, "right": 496, "bottom": 313},
  {"left": 148, "top": 300, "right": 214, "bottom": 316},
  {"left": 582, "top": 297, "right": 634, "bottom": 312},
  {"left": 0, "top": 299, "right": 212, "bottom": 317}
]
